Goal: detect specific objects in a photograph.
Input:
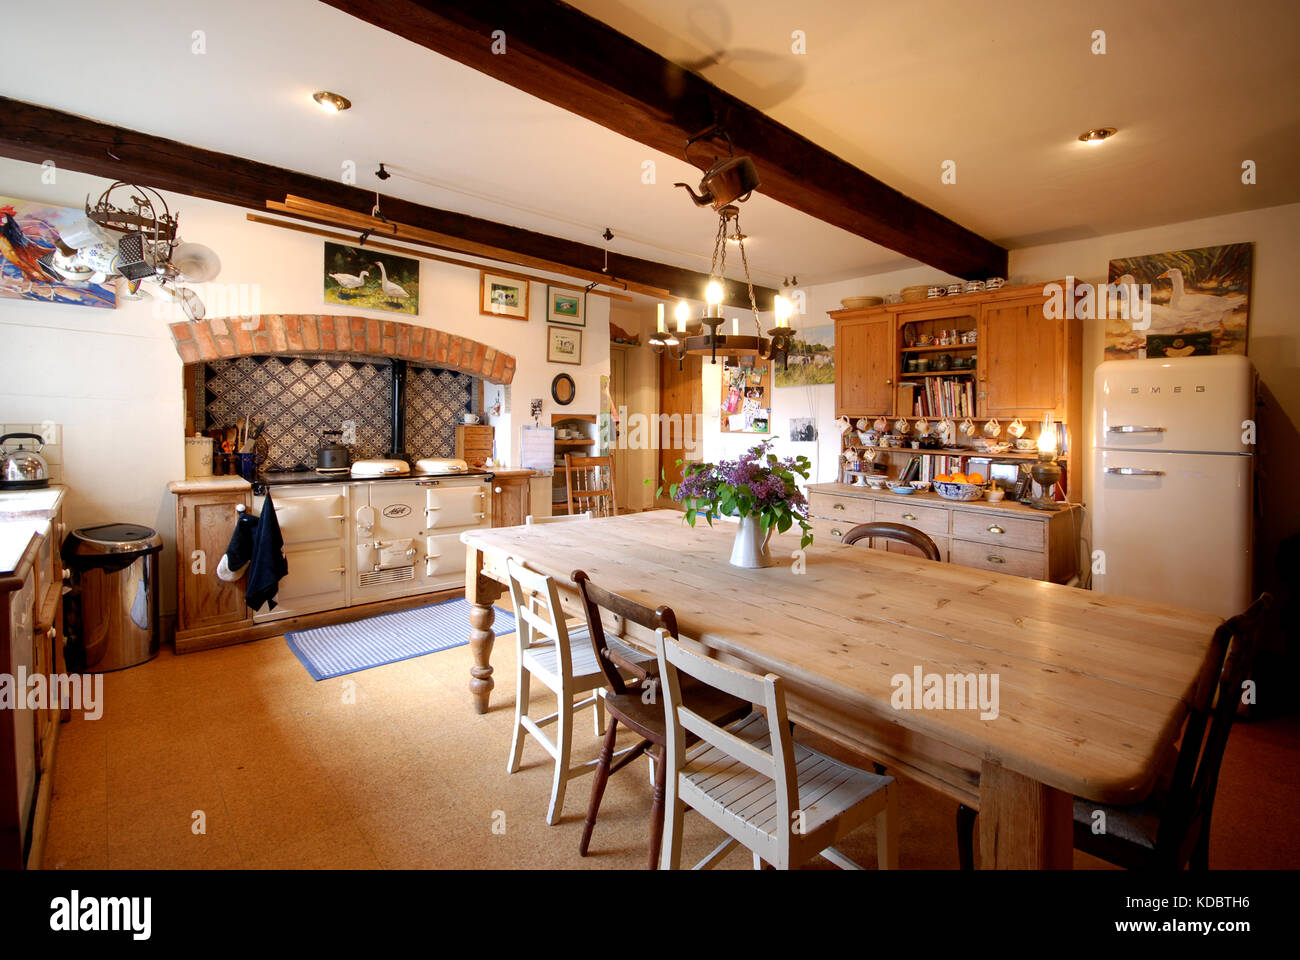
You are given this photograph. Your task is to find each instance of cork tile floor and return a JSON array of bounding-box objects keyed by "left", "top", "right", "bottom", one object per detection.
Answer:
[{"left": 40, "top": 625, "right": 1300, "bottom": 870}]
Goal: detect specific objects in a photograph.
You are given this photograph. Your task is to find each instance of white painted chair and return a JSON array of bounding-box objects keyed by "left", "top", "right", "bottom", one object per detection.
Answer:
[
  {"left": 524, "top": 511, "right": 591, "bottom": 524},
  {"left": 655, "top": 630, "right": 900, "bottom": 870},
  {"left": 504, "top": 557, "right": 653, "bottom": 825}
]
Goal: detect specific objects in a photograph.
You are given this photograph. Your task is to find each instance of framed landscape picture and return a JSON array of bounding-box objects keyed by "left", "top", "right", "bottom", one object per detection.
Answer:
[
  {"left": 323, "top": 242, "right": 418, "bottom": 315},
  {"left": 1105, "top": 243, "right": 1253, "bottom": 359},
  {"left": 546, "top": 285, "right": 585, "bottom": 326},
  {"left": 481, "top": 270, "right": 529, "bottom": 319},
  {"left": 775, "top": 322, "right": 834, "bottom": 386},
  {"left": 547, "top": 325, "right": 582, "bottom": 365}
]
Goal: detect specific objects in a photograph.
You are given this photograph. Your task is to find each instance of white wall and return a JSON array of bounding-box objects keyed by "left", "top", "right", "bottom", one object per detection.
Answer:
[{"left": 0, "top": 157, "right": 609, "bottom": 613}]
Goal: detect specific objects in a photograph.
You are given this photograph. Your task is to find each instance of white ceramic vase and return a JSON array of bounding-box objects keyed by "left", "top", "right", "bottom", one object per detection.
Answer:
[{"left": 730, "top": 514, "right": 775, "bottom": 568}]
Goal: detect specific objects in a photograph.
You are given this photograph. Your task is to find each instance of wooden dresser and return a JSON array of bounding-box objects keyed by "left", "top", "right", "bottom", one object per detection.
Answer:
[
  {"left": 0, "top": 485, "right": 68, "bottom": 869},
  {"left": 806, "top": 482, "right": 1080, "bottom": 583}
]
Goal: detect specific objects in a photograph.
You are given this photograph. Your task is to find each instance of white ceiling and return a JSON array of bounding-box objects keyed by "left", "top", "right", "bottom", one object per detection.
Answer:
[
  {"left": 0, "top": 0, "right": 906, "bottom": 288},
  {"left": 2, "top": 0, "right": 1296, "bottom": 290},
  {"left": 570, "top": 0, "right": 1300, "bottom": 247}
]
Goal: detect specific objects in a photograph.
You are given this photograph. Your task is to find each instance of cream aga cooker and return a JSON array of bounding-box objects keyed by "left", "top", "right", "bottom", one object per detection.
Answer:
[{"left": 250, "top": 473, "right": 491, "bottom": 621}]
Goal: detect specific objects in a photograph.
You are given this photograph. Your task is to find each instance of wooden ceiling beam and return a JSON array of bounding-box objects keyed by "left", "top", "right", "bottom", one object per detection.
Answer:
[
  {"left": 322, "top": 0, "right": 1008, "bottom": 280},
  {"left": 0, "top": 96, "right": 772, "bottom": 308}
]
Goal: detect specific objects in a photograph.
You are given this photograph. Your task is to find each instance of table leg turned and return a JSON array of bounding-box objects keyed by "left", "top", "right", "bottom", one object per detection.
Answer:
[
  {"left": 978, "top": 760, "right": 1072, "bottom": 869},
  {"left": 468, "top": 601, "right": 496, "bottom": 715},
  {"left": 466, "top": 544, "right": 506, "bottom": 715}
]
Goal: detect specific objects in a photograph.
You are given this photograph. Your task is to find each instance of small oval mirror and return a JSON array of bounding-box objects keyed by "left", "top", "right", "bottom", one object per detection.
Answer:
[{"left": 551, "top": 373, "right": 575, "bottom": 405}]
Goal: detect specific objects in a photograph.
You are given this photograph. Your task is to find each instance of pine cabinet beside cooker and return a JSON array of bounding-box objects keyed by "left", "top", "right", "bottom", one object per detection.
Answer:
[{"left": 169, "top": 479, "right": 255, "bottom": 647}]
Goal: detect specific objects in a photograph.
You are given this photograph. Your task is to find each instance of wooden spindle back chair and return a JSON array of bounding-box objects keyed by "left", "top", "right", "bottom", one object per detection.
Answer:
[{"left": 564, "top": 454, "right": 618, "bottom": 518}]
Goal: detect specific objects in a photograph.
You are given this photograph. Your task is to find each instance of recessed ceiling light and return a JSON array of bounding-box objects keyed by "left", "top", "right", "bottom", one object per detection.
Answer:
[
  {"left": 1078, "top": 127, "right": 1117, "bottom": 144},
  {"left": 313, "top": 91, "right": 352, "bottom": 113}
]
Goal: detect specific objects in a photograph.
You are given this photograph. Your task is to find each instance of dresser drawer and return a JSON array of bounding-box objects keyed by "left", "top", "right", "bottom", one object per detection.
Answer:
[
  {"left": 950, "top": 539, "right": 1046, "bottom": 580},
  {"left": 951, "top": 511, "right": 1045, "bottom": 551},
  {"left": 811, "top": 517, "right": 856, "bottom": 544},
  {"left": 884, "top": 535, "right": 949, "bottom": 562},
  {"left": 808, "top": 492, "right": 873, "bottom": 524},
  {"left": 872, "top": 499, "right": 949, "bottom": 538}
]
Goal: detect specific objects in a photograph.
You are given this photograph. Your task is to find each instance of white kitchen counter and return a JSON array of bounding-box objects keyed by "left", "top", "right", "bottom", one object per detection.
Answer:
[
  {"left": 0, "top": 519, "right": 50, "bottom": 576},
  {"left": 0, "top": 485, "right": 66, "bottom": 520}
]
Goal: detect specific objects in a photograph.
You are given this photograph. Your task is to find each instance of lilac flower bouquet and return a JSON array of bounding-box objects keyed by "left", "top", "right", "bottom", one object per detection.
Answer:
[{"left": 662, "top": 440, "right": 814, "bottom": 551}]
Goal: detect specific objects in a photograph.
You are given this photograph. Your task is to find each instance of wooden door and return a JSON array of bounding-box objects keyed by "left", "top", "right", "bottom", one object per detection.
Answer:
[
  {"left": 978, "top": 297, "right": 1063, "bottom": 418},
  {"left": 177, "top": 493, "right": 251, "bottom": 631},
  {"left": 608, "top": 345, "right": 631, "bottom": 510},
  {"left": 658, "top": 351, "right": 702, "bottom": 507},
  {"left": 835, "top": 314, "right": 895, "bottom": 416}
]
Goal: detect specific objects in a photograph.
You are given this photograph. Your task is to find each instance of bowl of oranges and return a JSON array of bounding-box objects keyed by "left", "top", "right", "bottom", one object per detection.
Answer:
[{"left": 932, "top": 471, "right": 987, "bottom": 501}]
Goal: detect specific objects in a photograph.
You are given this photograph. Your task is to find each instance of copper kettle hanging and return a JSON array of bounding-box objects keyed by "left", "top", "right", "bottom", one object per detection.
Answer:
[{"left": 674, "top": 155, "right": 761, "bottom": 210}]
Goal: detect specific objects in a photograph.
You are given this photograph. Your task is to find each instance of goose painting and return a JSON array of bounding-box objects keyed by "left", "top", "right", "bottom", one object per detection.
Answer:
[
  {"left": 1105, "top": 243, "right": 1251, "bottom": 360},
  {"left": 323, "top": 241, "right": 419, "bottom": 315},
  {"left": 327, "top": 268, "right": 368, "bottom": 298}
]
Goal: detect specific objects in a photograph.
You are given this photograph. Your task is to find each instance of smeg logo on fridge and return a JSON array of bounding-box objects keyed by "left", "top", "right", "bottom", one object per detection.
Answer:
[{"left": 382, "top": 503, "right": 413, "bottom": 519}]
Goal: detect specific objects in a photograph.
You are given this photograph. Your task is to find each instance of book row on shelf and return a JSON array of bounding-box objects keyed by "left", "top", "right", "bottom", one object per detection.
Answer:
[
  {"left": 903, "top": 376, "right": 976, "bottom": 418},
  {"left": 851, "top": 454, "right": 992, "bottom": 484}
]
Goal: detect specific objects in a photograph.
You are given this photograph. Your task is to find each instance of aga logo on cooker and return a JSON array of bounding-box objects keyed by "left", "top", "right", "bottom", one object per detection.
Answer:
[{"left": 382, "top": 503, "right": 413, "bottom": 519}]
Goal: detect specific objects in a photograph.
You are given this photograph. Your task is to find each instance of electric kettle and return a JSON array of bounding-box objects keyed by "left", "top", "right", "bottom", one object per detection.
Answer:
[{"left": 0, "top": 433, "right": 51, "bottom": 489}]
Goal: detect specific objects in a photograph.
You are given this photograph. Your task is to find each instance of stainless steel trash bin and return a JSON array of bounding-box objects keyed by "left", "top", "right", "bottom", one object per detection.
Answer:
[{"left": 63, "top": 523, "right": 163, "bottom": 672}]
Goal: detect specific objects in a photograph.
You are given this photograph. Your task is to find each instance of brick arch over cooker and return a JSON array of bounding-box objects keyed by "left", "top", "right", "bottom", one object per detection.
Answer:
[{"left": 167, "top": 315, "right": 517, "bottom": 384}]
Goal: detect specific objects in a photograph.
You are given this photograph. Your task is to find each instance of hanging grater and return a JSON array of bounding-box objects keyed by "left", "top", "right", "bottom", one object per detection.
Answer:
[{"left": 115, "top": 233, "right": 156, "bottom": 280}]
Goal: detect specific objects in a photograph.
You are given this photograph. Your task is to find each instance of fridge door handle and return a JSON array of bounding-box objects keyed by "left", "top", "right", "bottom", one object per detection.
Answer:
[
  {"left": 1107, "top": 425, "right": 1166, "bottom": 434},
  {"left": 1106, "top": 467, "right": 1166, "bottom": 476}
]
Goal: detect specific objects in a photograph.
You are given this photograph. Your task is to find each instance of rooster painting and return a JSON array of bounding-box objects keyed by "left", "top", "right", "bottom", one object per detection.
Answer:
[
  {"left": 0, "top": 196, "right": 115, "bottom": 309},
  {"left": 0, "top": 204, "right": 62, "bottom": 293}
]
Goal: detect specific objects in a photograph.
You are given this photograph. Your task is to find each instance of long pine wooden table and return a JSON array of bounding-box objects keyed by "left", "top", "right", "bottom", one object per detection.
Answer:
[{"left": 461, "top": 511, "right": 1222, "bottom": 869}]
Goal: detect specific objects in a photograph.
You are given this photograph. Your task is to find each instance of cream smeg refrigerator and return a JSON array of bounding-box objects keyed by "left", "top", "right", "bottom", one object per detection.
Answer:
[{"left": 1092, "top": 355, "right": 1255, "bottom": 619}]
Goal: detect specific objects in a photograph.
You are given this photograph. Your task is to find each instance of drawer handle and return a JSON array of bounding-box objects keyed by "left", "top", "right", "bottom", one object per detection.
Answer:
[
  {"left": 832, "top": 503, "right": 845, "bottom": 510},
  {"left": 1106, "top": 467, "right": 1165, "bottom": 477},
  {"left": 902, "top": 513, "right": 917, "bottom": 521},
  {"left": 328, "top": 567, "right": 346, "bottom": 573},
  {"left": 988, "top": 524, "right": 1004, "bottom": 534},
  {"left": 986, "top": 554, "right": 1005, "bottom": 564}
]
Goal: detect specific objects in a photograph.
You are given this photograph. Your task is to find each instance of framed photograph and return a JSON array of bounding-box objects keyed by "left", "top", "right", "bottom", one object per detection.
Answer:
[
  {"left": 546, "top": 286, "right": 585, "bottom": 326},
  {"left": 480, "top": 270, "right": 530, "bottom": 319},
  {"left": 547, "top": 325, "right": 582, "bottom": 365},
  {"left": 324, "top": 242, "right": 418, "bottom": 315}
]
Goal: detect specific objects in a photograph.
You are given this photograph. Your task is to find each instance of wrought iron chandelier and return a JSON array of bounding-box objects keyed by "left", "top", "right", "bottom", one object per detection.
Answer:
[{"left": 649, "top": 203, "right": 794, "bottom": 367}]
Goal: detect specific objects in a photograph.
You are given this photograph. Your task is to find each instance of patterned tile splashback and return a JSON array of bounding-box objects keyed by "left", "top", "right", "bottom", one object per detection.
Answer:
[
  {"left": 205, "top": 355, "right": 476, "bottom": 471},
  {"left": 405, "top": 365, "right": 475, "bottom": 459}
]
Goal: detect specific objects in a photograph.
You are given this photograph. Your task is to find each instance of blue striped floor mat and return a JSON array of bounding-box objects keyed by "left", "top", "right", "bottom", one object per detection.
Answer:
[{"left": 286, "top": 598, "right": 516, "bottom": 681}]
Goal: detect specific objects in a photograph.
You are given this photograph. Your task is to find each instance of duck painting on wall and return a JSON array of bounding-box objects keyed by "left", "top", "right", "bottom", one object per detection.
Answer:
[
  {"left": 1105, "top": 242, "right": 1252, "bottom": 359},
  {"left": 323, "top": 241, "right": 419, "bottom": 315}
]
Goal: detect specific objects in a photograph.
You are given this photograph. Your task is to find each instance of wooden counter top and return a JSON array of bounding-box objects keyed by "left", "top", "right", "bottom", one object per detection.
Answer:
[
  {"left": 168, "top": 477, "right": 253, "bottom": 495},
  {"left": 807, "top": 481, "right": 1076, "bottom": 518}
]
